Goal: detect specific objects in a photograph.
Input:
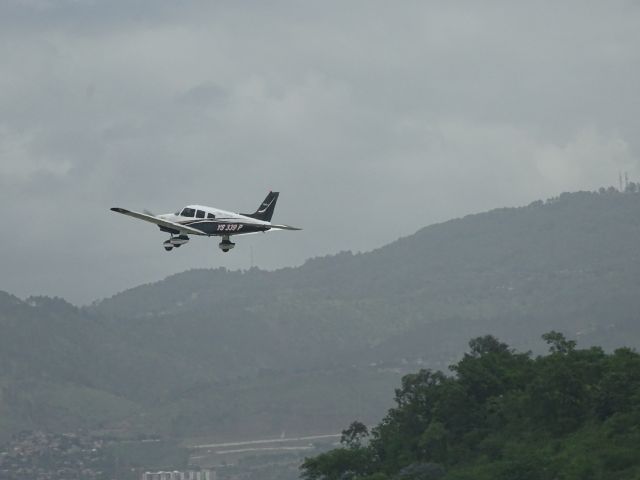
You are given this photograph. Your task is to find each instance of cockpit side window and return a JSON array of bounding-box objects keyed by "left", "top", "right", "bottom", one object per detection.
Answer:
[
  {"left": 196, "top": 210, "right": 205, "bottom": 218},
  {"left": 207, "top": 213, "right": 216, "bottom": 219},
  {"left": 181, "top": 208, "right": 196, "bottom": 217}
]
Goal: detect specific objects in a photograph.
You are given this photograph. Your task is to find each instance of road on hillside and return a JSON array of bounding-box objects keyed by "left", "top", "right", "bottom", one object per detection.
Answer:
[{"left": 191, "top": 433, "right": 341, "bottom": 450}]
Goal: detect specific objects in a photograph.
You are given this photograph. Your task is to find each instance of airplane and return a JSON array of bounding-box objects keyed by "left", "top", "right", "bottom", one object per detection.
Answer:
[{"left": 110, "top": 191, "right": 300, "bottom": 252}]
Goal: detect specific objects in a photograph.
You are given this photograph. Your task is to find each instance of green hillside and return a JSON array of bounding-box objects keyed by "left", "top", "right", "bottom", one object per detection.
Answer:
[{"left": 2, "top": 188, "right": 640, "bottom": 442}]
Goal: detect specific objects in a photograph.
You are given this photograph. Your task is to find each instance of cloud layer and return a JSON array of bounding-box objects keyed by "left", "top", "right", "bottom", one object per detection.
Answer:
[{"left": 1, "top": 1, "right": 639, "bottom": 303}]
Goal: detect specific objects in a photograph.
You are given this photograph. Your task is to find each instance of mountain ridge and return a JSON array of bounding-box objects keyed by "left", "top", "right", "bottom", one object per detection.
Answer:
[{"left": 2, "top": 188, "right": 640, "bottom": 442}]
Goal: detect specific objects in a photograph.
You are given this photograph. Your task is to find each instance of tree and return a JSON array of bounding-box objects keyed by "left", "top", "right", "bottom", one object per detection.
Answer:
[
  {"left": 301, "top": 448, "right": 373, "bottom": 480},
  {"left": 467, "top": 335, "right": 511, "bottom": 358},
  {"left": 341, "top": 421, "right": 370, "bottom": 449},
  {"left": 542, "top": 331, "right": 576, "bottom": 355}
]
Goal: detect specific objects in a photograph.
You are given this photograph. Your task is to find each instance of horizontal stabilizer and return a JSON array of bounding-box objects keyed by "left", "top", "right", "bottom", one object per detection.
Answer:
[{"left": 269, "top": 224, "right": 302, "bottom": 231}]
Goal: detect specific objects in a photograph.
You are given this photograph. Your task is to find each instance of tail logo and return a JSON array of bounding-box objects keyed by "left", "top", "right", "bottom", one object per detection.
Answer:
[{"left": 258, "top": 198, "right": 276, "bottom": 213}]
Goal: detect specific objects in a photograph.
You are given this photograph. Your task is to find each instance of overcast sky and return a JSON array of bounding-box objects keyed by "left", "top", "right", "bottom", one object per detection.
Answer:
[{"left": 1, "top": 0, "right": 639, "bottom": 304}]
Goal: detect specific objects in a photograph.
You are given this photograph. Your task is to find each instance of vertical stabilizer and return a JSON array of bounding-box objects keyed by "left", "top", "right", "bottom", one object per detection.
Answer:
[{"left": 243, "top": 191, "right": 279, "bottom": 222}]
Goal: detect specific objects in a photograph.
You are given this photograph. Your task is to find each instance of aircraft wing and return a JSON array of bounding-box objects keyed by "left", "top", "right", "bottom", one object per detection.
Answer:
[{"left": 110, "top": 207, "right": 204, "bottom": 235}]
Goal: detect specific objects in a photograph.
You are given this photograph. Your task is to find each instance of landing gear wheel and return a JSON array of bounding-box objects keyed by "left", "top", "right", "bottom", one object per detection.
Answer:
[
  {"left": 164, "top": 234, "right": 189, "bottom": 251},
  {"left": 218, "top": 236, "right": 235, "bottom": 253}
]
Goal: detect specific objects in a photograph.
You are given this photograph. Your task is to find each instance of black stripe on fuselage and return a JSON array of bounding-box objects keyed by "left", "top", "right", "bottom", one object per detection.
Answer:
[{"left": 175, "top": 219, "right": 269, "bottom": 236}]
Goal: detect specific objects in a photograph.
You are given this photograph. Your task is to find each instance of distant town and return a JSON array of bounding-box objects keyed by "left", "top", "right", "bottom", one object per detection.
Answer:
[
  {"left": 0, "top": 431, "right": 112, "bottom": 480},
  {"left": 0, "top": 430, "right": 336, "bottom": 480},
  {"left": 0, "top": 431, "right": 218, "bottom": 480}
]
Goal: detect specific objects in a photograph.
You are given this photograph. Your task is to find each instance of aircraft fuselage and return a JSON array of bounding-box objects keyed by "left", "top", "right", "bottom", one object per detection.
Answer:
[{"left": 156, "top": 205, "right": 271, "bottom": 236}]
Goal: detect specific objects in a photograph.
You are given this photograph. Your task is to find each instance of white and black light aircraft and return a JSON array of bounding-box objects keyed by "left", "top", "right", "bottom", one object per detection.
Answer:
[{"left": 111, "top": 191, "right": 300, "bottom": 252}]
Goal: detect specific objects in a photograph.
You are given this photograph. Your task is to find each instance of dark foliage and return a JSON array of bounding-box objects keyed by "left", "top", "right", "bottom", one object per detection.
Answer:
[{"left": 301, "top": 333, "right": 640, "bottom": 480}]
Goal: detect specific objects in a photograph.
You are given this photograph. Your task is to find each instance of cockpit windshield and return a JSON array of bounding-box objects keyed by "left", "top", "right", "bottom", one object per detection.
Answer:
[{"left": 180, "top": 207, "right": 196, "bottom": 217}]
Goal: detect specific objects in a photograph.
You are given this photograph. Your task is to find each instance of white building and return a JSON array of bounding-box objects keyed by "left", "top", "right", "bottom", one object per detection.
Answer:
[{"left": 141, "top": 469, "right": 215, "bottom": 480}]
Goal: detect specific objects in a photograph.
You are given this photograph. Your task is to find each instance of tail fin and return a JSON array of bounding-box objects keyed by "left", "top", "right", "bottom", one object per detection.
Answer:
[{"left": 243, "top": 191, "right": 279, "bottom": 222}]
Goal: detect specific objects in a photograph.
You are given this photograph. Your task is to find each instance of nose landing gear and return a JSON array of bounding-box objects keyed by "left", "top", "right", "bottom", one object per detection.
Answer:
[{"left": 218, "top": 236, "right": 235, "bottom": 253}]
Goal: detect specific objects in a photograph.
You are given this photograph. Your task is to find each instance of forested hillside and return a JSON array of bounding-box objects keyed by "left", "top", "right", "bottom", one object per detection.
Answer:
[
  {"left": 2, "top": 188, "right": 640, "bottom": 442},
  {"left": 301, "top": 333, "right": 640, "bottom": 480}
]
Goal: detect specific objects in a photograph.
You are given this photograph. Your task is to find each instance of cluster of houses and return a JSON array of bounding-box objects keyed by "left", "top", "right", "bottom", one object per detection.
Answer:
[{"left": 0, "top": 431, "right": 108, "bottom": 480}]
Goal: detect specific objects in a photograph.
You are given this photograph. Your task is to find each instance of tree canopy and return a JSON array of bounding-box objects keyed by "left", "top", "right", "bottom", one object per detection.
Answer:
[{"left": 301, "top": 333, "right": 640, "bottom": 480}]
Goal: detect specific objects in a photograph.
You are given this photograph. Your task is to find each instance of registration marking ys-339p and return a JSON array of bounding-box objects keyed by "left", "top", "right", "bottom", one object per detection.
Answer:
[{"left": 217, "top": 223, "right": 244, "bottom": 232}]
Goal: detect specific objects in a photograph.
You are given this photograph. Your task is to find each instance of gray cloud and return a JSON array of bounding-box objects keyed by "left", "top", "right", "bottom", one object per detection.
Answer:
[{"left": 1, "top": 1, "right": 639, "bottom": 303}]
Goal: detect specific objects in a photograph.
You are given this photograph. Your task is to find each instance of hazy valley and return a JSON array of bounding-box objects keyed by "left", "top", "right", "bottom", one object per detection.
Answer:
[{"left": 3, "top": 188, "right": 640, "bottom": 478}]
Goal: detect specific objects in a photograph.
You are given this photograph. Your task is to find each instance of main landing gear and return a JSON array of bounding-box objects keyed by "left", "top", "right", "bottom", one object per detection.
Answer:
[
  {"left": 163, "top": 234, "right": 189, "bottom": 252},
  {"left": 162, "top": 235, "right": 235, "bottom": 253},
  {"left": 218, "top": 236, "right": 235, "bottom": 253}
]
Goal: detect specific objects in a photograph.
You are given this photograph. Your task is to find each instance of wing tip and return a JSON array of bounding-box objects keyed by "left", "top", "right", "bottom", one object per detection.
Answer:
[{"left": 110, "top": 207, "right": 128, "bottom": 213}]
